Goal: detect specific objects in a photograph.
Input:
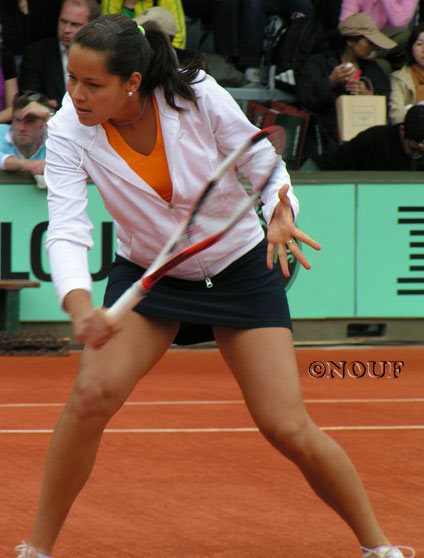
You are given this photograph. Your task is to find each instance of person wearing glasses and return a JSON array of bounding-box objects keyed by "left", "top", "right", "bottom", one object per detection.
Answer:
[{"left": 0, "top": 91, "right": 53, "bottom": 184}]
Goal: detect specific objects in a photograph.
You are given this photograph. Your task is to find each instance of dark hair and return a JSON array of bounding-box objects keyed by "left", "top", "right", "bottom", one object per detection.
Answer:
[
  {"left": 13, "top": 90, "right": 52, "bottom": 111},
  {"left": 406, "top": 22, "right": 424, "bottom": 66},
  {"left": 71, "top": 14, "right": 204, "bottom": 112},
  {"left": 404, "top": 104, "right": 424, "bottom": 141},
  {"left": 60, "top": 0, "right": 101, "bottom": 22}
]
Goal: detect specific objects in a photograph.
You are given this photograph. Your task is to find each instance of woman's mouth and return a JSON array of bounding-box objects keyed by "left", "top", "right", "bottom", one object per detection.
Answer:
[{"left": 75, "top": 106, "right": 91, "bottom": 117}]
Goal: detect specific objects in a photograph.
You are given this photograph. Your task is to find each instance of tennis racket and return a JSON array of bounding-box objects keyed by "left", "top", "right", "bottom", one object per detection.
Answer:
[{"left": 107, "top": 125, "right": 286, "bottom": 321}]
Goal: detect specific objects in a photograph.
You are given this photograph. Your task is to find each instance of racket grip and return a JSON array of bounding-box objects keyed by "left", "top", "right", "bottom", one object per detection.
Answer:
[{"left": 106, "top": 281, "right": 145, "bottom": 321}]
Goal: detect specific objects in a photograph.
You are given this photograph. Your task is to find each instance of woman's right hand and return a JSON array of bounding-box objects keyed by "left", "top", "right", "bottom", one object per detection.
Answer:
[
  {"left": 73, "top": 307, "right": 121, "bottom": 350},
  {"left": 329, "top": 63, "right": 355, "bottom": 86},
  {"left": 64, "top": 289, "right": 120, "bottom": 350}
]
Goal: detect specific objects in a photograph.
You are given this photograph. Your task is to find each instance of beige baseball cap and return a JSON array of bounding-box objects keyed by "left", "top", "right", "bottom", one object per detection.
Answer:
[
  {"left": 338, "top": 13, "right": 397, "bottom": 50},
  {"left": 135, "top": 6, "right": 177, "bottom": 38}
]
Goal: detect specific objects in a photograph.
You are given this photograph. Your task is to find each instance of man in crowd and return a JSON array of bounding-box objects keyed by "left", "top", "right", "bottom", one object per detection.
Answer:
[
  {"left": 0, "top": 91, "right": 53, "bottom": 182},
  {"left": 18, "top": 0, "right": 100, "bottom": 109},
  {"left": 314, "top": 104, "right": 424, "bottom": 171}
]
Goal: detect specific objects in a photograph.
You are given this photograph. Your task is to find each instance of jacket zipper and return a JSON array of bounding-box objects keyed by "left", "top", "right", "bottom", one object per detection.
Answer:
[{"left": 168, "top": 202, "right": 213, "bottom": 288}]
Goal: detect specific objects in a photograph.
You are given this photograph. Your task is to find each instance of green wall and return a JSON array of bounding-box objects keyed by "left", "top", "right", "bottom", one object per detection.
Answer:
[
  {"left": 1, "top": 171, "right": 424, "bottom": 321},
  {"left": 0, "top": 177, "right": 115, "bottom": 320}
]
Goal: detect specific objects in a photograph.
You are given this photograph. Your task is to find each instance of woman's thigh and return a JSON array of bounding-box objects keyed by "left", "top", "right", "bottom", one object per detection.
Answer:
[
  {"left": 214, "top": 326, "right": 309, "bottom": 433},
  {"left": 71, "top": 312, "right": 180, "bottom": 415}
]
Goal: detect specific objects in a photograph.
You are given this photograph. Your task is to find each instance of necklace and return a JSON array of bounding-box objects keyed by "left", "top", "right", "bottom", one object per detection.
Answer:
[{"left": 110, "top": 95, "right": 148, "bottom": 126}]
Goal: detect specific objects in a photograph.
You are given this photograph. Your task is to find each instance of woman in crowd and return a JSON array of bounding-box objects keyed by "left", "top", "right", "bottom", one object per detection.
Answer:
[
  {"left": 297, "top": 12, "right": 394, "bottom": 153},
  {"left": 390, "top": 22, "right": 424, "bottom": 124}
]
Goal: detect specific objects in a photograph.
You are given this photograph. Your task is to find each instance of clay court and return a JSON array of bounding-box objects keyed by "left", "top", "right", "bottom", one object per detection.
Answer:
[{"left": 1, "top": 345, "right": 423, "bottom": 557}]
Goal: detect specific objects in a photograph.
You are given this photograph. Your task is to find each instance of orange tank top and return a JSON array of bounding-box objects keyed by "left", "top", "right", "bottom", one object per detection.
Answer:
[{"left": 102, "top": 97, "right": 173, "bottom": 203}]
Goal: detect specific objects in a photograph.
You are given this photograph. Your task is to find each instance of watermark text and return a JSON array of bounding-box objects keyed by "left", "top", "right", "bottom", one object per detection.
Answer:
[{"left": 308, "top": 360, "right": 404, "bottom": 379}]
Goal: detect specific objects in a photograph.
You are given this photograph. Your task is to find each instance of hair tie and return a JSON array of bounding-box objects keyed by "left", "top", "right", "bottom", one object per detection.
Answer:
[{"left": 138, "top": 24, "right": 145, "bottom": 35}]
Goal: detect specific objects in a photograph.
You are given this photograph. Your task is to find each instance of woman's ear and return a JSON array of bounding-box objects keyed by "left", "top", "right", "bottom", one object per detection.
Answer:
[{"left": 127, "top": 72, "right": 142, "bottom": 95}]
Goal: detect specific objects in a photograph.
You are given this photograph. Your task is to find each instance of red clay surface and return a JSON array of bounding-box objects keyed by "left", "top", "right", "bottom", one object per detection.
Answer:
[{"left": 0, "top": 346, "right": 423, "bottom": 557}]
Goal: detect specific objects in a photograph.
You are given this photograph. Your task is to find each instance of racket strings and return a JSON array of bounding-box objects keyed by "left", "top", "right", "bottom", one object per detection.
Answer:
[{"left": 167, "top": 126, "right": 286, "bottom": 258}]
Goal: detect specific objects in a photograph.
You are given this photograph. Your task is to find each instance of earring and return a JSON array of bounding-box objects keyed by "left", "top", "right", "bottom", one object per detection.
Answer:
[{"left": 128, "top": 91, "right": 133, "bottom": 97}]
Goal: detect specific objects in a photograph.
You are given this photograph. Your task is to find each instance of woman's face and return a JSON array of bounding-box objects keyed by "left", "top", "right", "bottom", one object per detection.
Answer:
[
  {"left": 412, "top": 32, "right": 424, "bottom": 68},
  {"left": 351, "top": 37, "right": 375, "bottom": 60},
  {"left": 67, "top": 44, "right": 130, "bottom": 126}
]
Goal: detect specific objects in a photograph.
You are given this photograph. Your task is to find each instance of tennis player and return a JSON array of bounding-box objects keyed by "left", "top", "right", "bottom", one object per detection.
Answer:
[{"left": 15, "top": 14, "right": 414, "bottom": 558}]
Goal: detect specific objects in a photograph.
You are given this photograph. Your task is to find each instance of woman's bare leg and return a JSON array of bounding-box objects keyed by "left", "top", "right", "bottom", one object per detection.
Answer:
[
  {"left": 29, "top": 313, "right": 179, "bottom": 556},
  {"left": 214, "top": 326, "right": 390, "bottom": 549}
]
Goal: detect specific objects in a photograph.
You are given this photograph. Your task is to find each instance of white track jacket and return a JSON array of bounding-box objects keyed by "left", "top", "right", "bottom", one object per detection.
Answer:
[{"left": 45, "top": 72, "right": 299, "bottom": 307}]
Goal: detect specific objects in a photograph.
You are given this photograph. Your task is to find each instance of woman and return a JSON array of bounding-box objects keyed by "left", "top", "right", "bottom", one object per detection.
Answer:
[
  {"left": 339, "top": 0, "right": 419, "bottom": 73},
  {"left": 390, "top": 22, "right": 424, "bottom": 124},
  {"left": 296, "top": 12, "right": 394, "bottom": 153},
  {"left": 15, "top": 14, "right": 414, "bottom": 558}
]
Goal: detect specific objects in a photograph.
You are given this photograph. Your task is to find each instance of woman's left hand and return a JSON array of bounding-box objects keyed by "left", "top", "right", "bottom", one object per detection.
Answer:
[{"left": 267, "top": 184, "right": 321, "bottom": 276}]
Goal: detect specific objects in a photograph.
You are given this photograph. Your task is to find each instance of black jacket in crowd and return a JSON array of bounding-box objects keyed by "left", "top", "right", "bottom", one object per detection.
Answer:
[
  {"left": 18, "top": 36, "right": 65, "bottom": 109},
  {"left": 296, "top": 53, "right": 391, "bottom": 153},
  {"left": 315, "top": 124, "right": 424, "bottom": 171}
]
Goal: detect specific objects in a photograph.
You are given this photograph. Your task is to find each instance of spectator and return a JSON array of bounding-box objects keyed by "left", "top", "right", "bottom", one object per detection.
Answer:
[
  {"left": 0, "top": 48, "right": 18, "bottom": 123},
  {"left": 313, "top": 0, "right": 343, "bottom": 32},
  {"left": 238, "top": 0, "right": 316, "bottom": 83},
  {"left": 135, "top": 6, "right": 177, "bottom": 41},
  {"left": 340, "top": 0, "right": 418, "bottom": 31},
  {"left": 0, "top": 0, "right": 62, "bottom": 63},
  {"left": 102, "top": 0, "right": 186, "bottom": 48},
  {"left": 296, "top": 12, "right": 394, "bottom": 154},
  {"left": 390, "top": 22, "right": 424, "bottom": 123},
  {"left": 136, "top": 6, "right": 193, "bottom": 64},
  {"left": 182, "top": 0, "right": 238, "bottom": 62},
  {"left": 18, "top": 0, "right": 100, "bottom": 110},
  {"left": 339, "top": 0, "right": 419, "bottom": 72},
  {"left": 314, "top": 104, "right": 424, "bottom": 170},
  {"left": 0, "top": 90, "right": 53, "bottom": 179},
  {"left": 136, "top": 6, "right": 246, "bottom": 86}
]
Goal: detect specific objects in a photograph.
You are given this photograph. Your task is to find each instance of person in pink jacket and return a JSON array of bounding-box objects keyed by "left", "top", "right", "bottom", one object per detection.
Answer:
[
  {"left": 14, "top": 13, "right": 415, "bottom": 558},
  {"left": 340, "top": 0, "right": 419, "bottom": 73},
  {"left": 340, "top": 0, "right": 418, "bottom": 30}
]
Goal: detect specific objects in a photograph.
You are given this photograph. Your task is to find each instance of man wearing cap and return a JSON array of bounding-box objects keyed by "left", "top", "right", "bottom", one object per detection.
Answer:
[
  {"left": 296, "top": 12, "right": 394, "bottom": 155},
  {"left": 314, "top": 103, "right": 424, "bottom": 171},
  {"left": 0, "top": 91, "right": 52, "bottom": 183}
]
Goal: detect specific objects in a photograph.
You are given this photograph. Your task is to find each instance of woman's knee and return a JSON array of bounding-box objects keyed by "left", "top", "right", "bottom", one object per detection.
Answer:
[
  {"left": 66, "top": 376, "right": 121, "bottom": 425},
  {"left": 259, "top": 415, "right": 318, "bottom": 461}
]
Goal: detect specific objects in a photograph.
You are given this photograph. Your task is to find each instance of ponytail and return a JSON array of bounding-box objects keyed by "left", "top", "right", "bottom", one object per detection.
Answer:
[{"left": 141, "top": 22, "right": 205, "bottom": 111}]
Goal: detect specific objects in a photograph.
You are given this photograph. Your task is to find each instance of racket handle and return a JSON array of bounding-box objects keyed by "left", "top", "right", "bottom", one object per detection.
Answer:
[{"left": 106, "top": 281, "right": 146, "bottom": 321}]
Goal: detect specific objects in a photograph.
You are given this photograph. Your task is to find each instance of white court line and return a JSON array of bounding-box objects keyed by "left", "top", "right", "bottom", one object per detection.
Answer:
[
  {"left": 1, "top": 425, "right": 424, "bottom": 434},
  {"left": 1, "top": 398, "right": 424, "bottom": 408},
  {"left": 0, "top": 400, "right": 244, "bottom": 408},
  {"left": 1, "top": 400, "right": 423, "bottom": 434}
]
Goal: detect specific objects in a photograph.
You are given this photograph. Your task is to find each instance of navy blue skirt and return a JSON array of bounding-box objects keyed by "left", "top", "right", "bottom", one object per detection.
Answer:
[{"left": 103, "top": 239, "right": 292, "bottom": 345}]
